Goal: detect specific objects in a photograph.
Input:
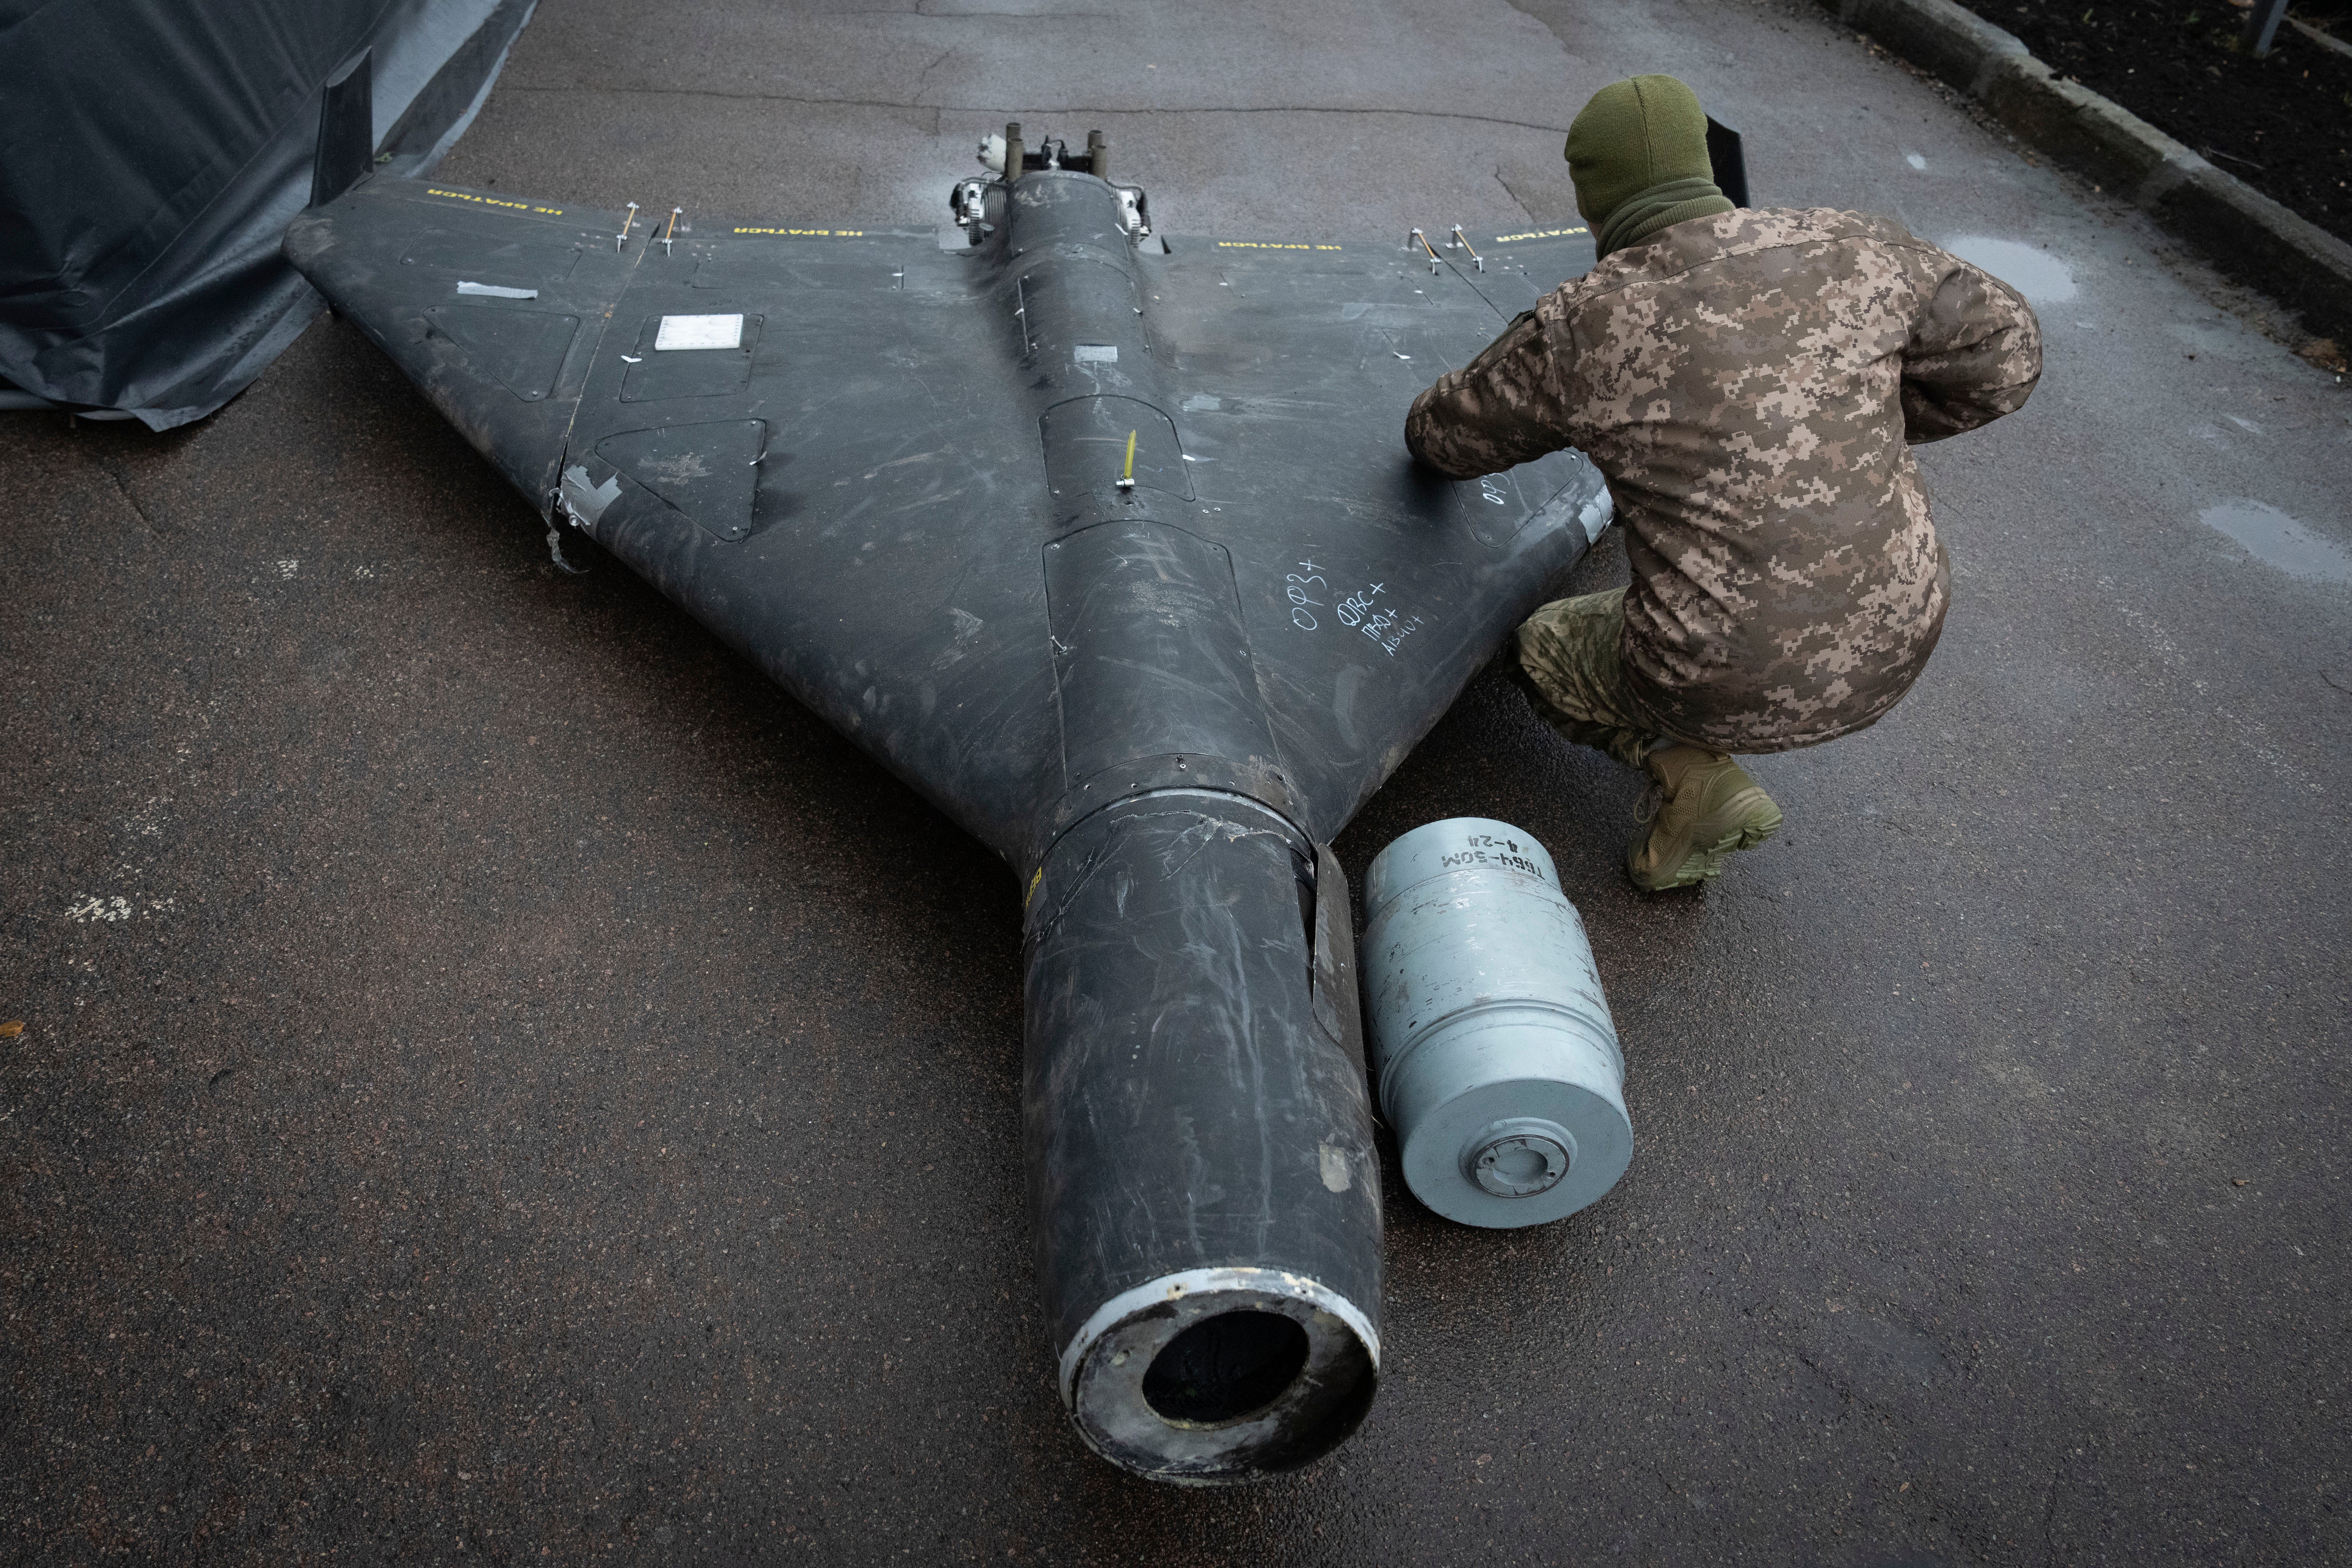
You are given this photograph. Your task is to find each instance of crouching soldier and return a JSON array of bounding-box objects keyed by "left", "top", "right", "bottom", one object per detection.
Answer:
[{"left": 1408, "top": 75, "right": 2042, "bottom": 891}]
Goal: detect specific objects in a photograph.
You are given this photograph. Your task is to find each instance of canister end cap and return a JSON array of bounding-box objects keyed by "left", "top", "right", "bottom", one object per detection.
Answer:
[{"left": 1466, "top": 1117, "right": 1575, "bottom": 1198}]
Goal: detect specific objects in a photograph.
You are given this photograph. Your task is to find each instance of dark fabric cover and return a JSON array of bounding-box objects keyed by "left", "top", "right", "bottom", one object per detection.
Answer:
[{"left": 0, "top": 0, "right": 534, "bottom": 428}]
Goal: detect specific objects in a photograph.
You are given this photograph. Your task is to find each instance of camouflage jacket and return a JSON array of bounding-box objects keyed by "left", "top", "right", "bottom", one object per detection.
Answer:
[{"left": 1406, "top": 207, "right": 2042, "bottom": 752}]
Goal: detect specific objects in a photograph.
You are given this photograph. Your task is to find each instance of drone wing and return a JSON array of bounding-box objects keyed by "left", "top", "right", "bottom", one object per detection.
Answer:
[
  {"left": 1134, "top": 222, "right": 1606, "bottom": 838},
  {"left": 286, "top": 177, "right": 1605, "bottom": 864}
]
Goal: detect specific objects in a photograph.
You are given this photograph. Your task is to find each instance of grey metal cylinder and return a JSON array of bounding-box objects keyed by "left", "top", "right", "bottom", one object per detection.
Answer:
[{"left": 1361, "top": 818, "right": 1631, "bottom": 1228}]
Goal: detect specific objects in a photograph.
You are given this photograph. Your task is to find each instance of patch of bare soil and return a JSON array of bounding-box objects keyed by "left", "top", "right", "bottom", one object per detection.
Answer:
[{"left": 1975, "top": 0, "right": 2352, "bottom": 243}]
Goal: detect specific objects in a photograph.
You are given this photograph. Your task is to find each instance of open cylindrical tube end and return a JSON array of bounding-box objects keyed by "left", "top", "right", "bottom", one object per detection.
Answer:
[{"left": 1058, "top": 1267, "right": 1379, "bottom": 1485}]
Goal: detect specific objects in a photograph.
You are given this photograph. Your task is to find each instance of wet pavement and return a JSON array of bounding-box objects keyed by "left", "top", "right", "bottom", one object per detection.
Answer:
[{"left": 5, "top": 0, "right": 2350, "bottom": 1561}]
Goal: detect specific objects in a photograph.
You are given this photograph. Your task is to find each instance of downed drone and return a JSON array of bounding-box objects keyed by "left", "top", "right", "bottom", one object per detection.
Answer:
[{"left": 286, "top": 111, "right": 1713, "bottom": 1482}]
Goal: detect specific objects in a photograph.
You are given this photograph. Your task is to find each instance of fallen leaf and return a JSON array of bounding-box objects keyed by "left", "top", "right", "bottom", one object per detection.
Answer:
[
  {"left": 0, "top": 1020, "right": 21, "bottom": 1037},
  {"left": 2295, "top": 337, "right": 2349, "bottom": 373}
]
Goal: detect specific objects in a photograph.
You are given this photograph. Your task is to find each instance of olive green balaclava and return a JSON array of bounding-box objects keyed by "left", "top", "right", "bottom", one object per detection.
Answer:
[{"left": 1563, "top": 75, "right": 1736, "bottom": 259}]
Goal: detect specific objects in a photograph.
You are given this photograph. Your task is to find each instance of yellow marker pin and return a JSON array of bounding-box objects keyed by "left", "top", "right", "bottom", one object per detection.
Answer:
[
  {"left": 1447, "top": 223, "right": 1483, "bottom": 273},
  {"left": 1410, "top": 226, "right": 1440, "bottom": 274},
  {"left": 1118, "top": 429, "right": 1138, "bottom": 491}
]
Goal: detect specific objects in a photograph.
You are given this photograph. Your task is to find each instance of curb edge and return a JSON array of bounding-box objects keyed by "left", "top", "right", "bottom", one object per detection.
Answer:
[{"left": 1824, "top": 0, "right": 2352, "bottom": 340}]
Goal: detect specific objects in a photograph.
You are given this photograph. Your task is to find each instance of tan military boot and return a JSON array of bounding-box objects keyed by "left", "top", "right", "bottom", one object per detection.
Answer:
[{"left": 1624, "top": 745, "right": 1783, "bottom": 892}]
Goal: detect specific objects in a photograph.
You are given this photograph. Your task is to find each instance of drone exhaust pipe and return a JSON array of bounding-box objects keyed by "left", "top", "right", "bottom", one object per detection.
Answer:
[{"left": 1024, "top": 791, "right": 1380, "bottom": 1483}]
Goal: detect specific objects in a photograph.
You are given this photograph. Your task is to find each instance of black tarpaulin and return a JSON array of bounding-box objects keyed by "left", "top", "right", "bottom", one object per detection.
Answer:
[{"left": 0, "top": 0, "right": 538, "bottom": 429}]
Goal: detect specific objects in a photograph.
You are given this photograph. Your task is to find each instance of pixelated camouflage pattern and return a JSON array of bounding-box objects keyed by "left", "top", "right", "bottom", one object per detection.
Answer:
[
  {"left": 1407, "top": 207, "right": 2042, "bottom": 752},
  {"left": 1510, "top": 588, "right": 1659, "bottom": 771}
]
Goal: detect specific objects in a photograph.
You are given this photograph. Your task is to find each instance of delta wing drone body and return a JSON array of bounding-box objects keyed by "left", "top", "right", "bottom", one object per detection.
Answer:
[{"left": 284, "top": 132, "right": 1611, "bottom": 1483}]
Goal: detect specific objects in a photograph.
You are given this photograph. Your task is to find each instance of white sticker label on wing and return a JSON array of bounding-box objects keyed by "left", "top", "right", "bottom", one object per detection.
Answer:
[
  {"left": 655, "top": 313, "right": 745, "bottom": 351},
  {"left": 1072, "top": 344, "right": 1118, "bottom": 363}
]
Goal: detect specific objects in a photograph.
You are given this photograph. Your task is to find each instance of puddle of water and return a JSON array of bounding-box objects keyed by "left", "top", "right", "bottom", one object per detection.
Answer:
[
  {"left": 2199, "top": 501, "right": 2352, "bottom": 585},
  {"left": 1943, "top": 236, "right": 2079, "bottom": 303}
]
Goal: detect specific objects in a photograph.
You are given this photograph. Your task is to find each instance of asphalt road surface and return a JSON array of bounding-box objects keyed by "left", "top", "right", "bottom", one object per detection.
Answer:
[{"left": 6, "top": 0, "right": 2349, "bottom": 1561}]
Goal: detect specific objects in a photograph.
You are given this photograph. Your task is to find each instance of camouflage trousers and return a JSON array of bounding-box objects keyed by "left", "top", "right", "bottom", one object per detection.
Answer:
[{"left": 1512, "top": 589, "right": 1709, "bottom": 771}]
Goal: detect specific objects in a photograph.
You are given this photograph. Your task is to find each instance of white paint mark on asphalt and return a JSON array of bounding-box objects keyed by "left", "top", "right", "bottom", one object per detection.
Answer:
[
  {"left": 67, "top": 896, "right": 131, "bottom": 923},
  {"left": 275, "top": 560, "right": 299, "bottom": 579},
  {"left": 1943, "top": 236, "right": 2079, "bottom": 303},
  {"left": 2199, "top": 501, "right": 2352, "bottom": 585},
  {"left": 1906, "top": 152, "right": 1927, "bottom": 170}
]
